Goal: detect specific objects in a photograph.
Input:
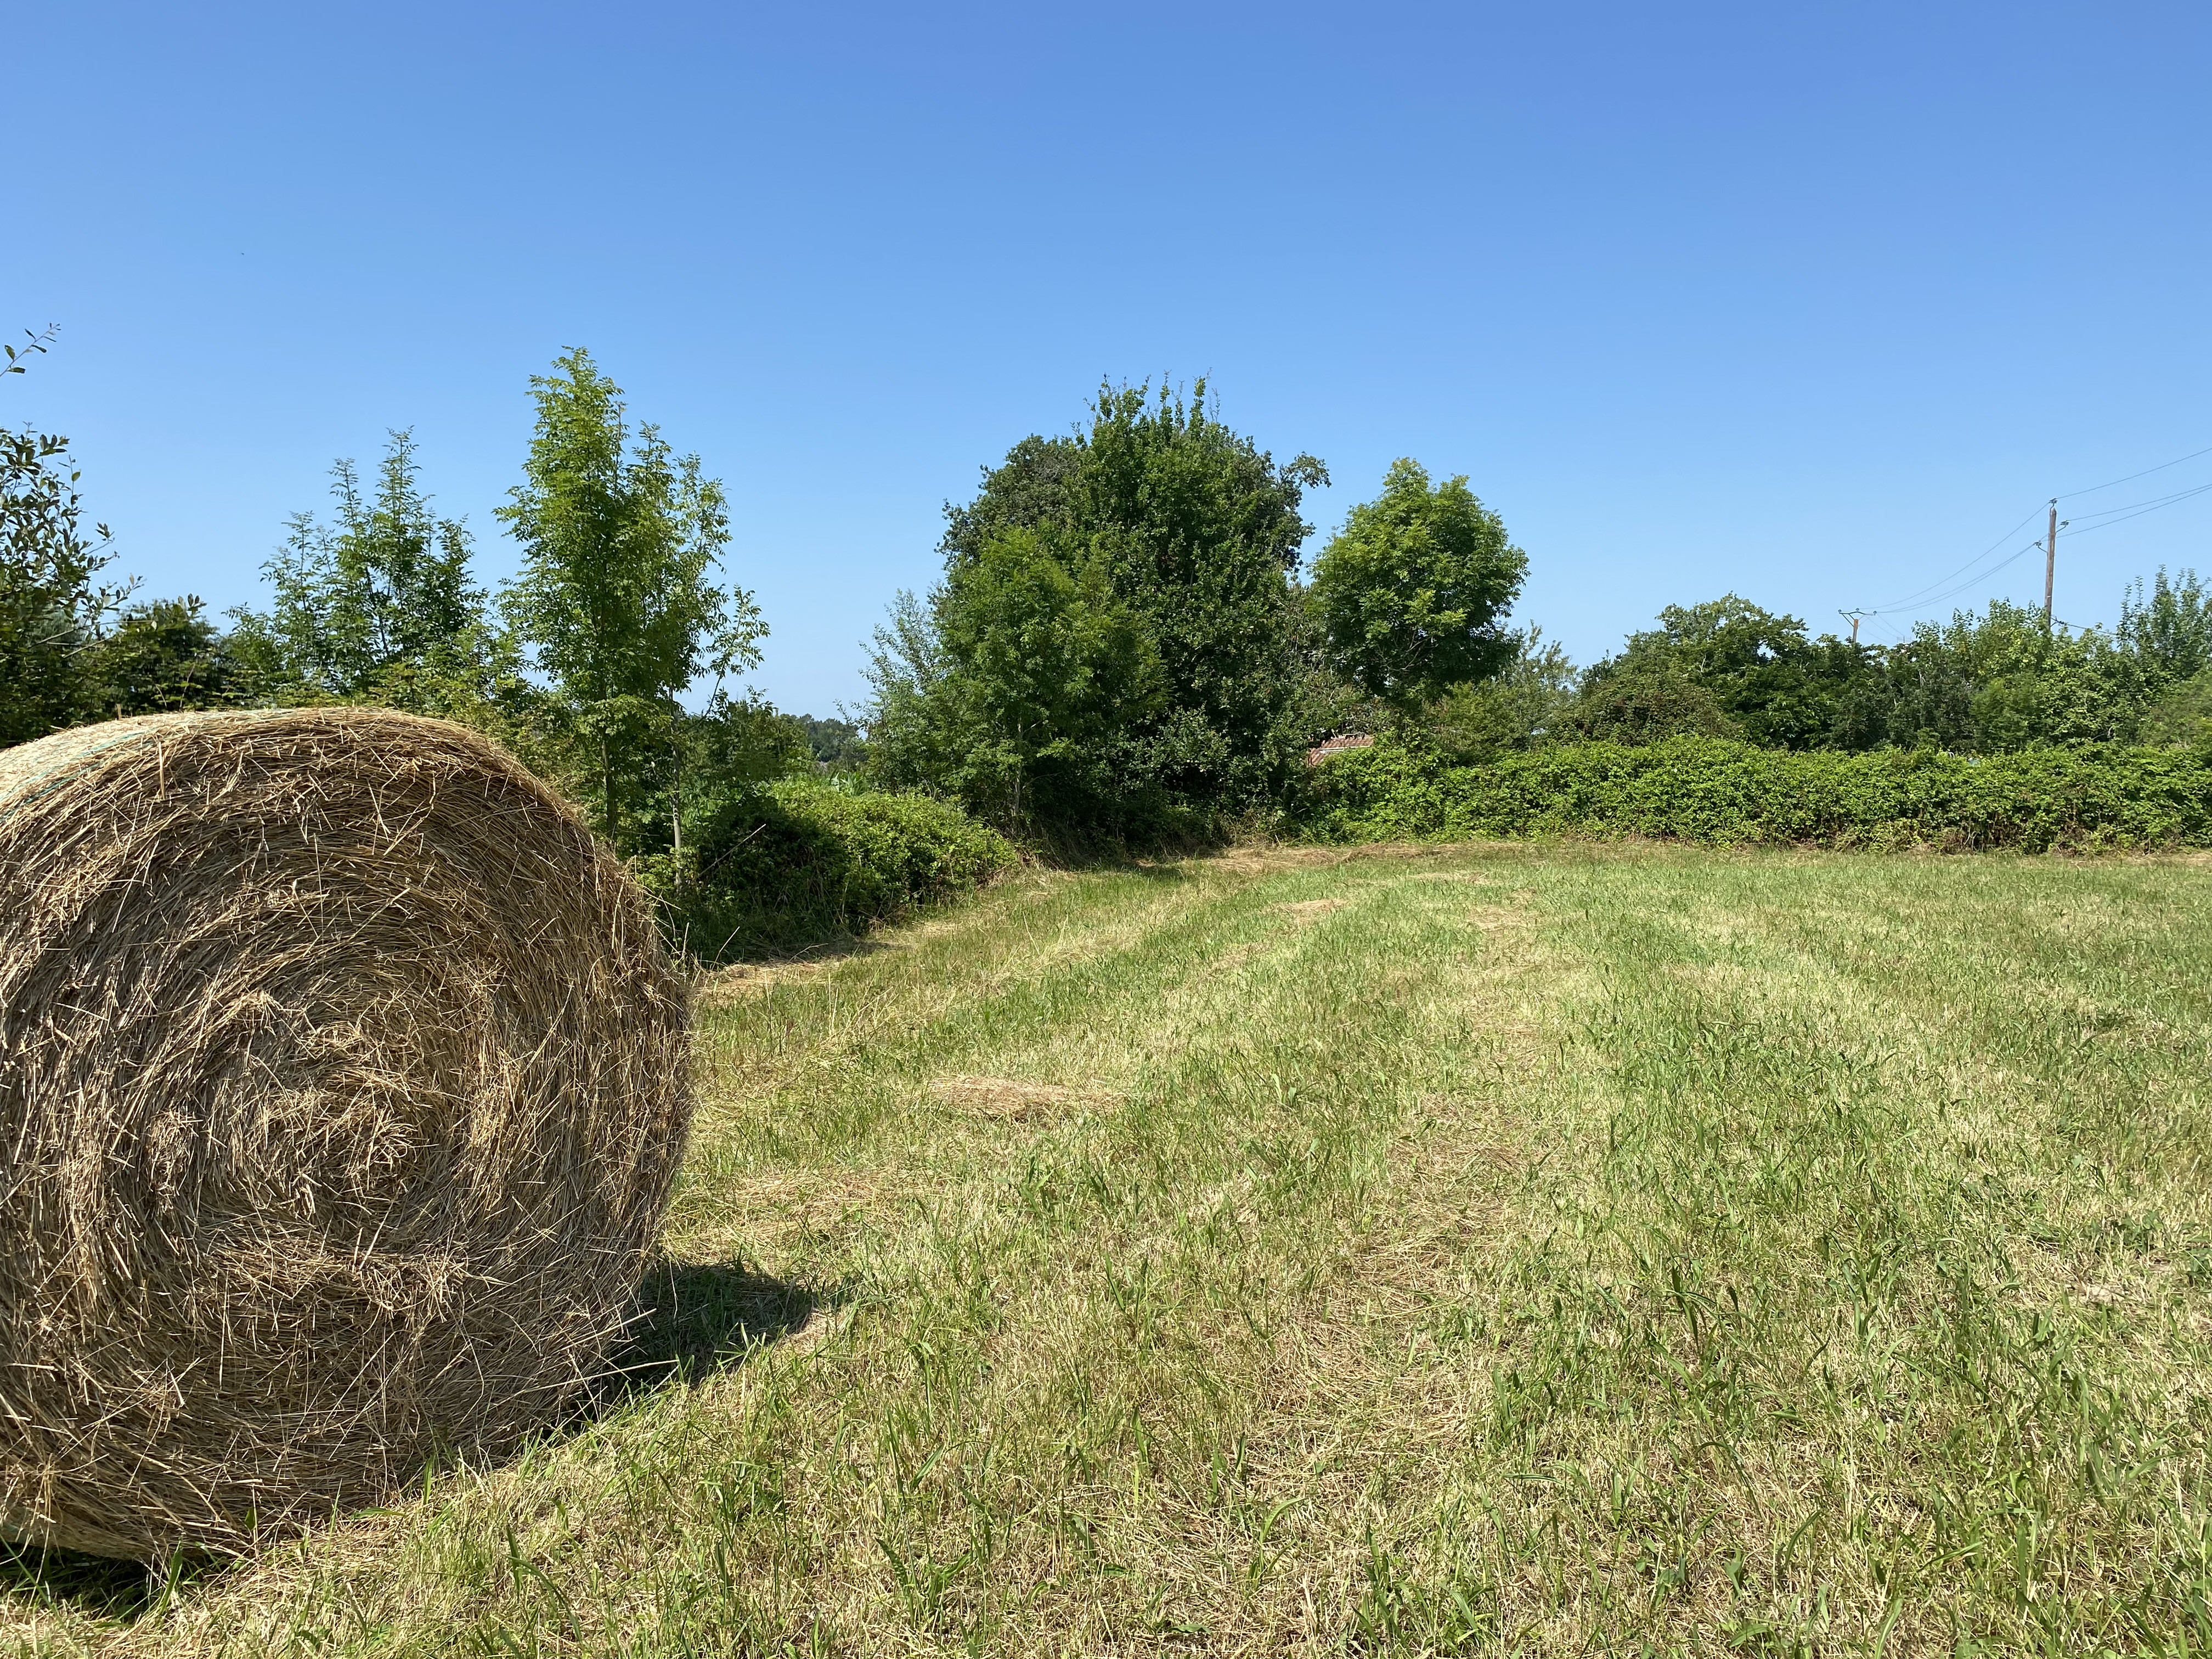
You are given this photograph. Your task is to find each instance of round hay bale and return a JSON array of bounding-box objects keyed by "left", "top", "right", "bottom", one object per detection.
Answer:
[{"left": 0, "top": 708, "right": 691, "bottom": 1558}]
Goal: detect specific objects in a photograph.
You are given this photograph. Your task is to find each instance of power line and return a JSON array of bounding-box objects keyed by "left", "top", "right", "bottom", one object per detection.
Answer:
[
  {"left": 2060, "top": 479, "right": 2212, "bottom": 523},
  {"left": 1864, "top": 505, "right": 2046, "bottom": 611},
  {"left": 2059, "top": 480, "right": 2212, "bottom": 537},
  {"left": 1881, "top": 540, "right": 2046, "bottom": 616},
  {"left": 2057, "top": 443, "right": 2212, "bottom": 500},
  {"left": 1866, "top": 490, "right": 2207, "bottom": 622},
  {"left": 1853, "top": 448, "right": 2212, "bottom": 622}
]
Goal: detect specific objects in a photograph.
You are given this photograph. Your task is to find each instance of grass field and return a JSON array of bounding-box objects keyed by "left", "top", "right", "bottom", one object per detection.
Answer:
[{"left": 10, "top": 843, "right": 2212, "bottom": 1656}]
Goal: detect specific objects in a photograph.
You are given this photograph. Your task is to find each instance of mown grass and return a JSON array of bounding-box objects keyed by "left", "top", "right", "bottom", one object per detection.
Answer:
[{"left": 8, "top": 842, "right": 2212, "bottom": 1655}]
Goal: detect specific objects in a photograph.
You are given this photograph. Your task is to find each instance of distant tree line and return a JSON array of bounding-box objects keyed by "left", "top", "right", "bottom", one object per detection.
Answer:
[
  {"left": 9, "top": 333, "right": 2209, "bottom": 865},
  {"left": 859, "top": 381, "right": 2212, "bottom": 842},
  {"left": 1447, "top": 580, "right": 2212, "bottom": 759}
]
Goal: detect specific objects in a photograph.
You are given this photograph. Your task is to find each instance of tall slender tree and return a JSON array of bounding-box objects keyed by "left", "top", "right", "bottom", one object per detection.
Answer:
[{"left": 499, "top": 349, "right": 761, "bottom": 845}]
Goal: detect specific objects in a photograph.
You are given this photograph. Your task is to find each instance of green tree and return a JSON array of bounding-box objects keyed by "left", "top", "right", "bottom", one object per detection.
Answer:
[
  {"left": 1560, "top": 657, "right": 1740, "bottom": 745},
  {"left": 229, "top": 430, "right": 569, "bottom": 780},
  {"left": 232, "top": 432, "right": 484, "bottom": 698},
  {"left": 2140, "top": 666, "right": 2212, "bottom": 747},
  {"left": 865, "top": 531, "right": 1165, "bottom": 837},
  {"left": 499, "top": 349, "right": 762, "bottom": 847},
  {"left": 86, "top": 596, "right": 240, "bottom": 716},
  {"left": 1310, "top": 459, "right": 1526, "bottom": 709},
  {"left": 1565, "top": 591, "right": 2163, "bottom": 755},
  {"left": 1061, "top": 385, "right": 1324, "bottom": 799},
  {"left": 1425, "top": 628, "right": 1577, "bottom": 757},
  {"left": 1887, "top": 600, "right": 2148, "bottom": 751},
  {"left": 1, "top": 331, "right": 134, "bottom": 744},
  {"left": 2119, "top": 568, "right": 2212, "bottom": 683},
  {"left": 861, "top": 588, "right": 952, "bottom": 789},
  {"left": 791, "top": 713, "right": 865, "bottom": 772},
  {"left": 931, "top": 528, "right": 1161, "bottom": 832},
  {"left": 874, "top": 380, "right": 1324, "bottom": 833},
  {"left": 680, "top": 692, "right": 811, "bottom": 794},
  {"left": 1565, "top": 596, "right": 1878, "bottom": 749},
  {"left": 1869, "top": 630, "right": 1973, "bottom": 749}
]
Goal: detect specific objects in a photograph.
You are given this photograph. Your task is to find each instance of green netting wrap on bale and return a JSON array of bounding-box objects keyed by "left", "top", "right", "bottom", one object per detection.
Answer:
[{"left": 0, "top": 709, "right": 692, "bottom": 1558}]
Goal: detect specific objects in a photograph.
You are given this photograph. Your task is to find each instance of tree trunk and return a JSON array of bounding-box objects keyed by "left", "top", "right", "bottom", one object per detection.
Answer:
[{"left": 601, "top": 741, "right": 616, "bottom": 845}]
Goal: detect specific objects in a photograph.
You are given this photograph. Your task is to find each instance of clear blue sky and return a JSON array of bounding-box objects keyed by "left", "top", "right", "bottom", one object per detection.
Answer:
[{"left": 9, "top": 2, "right": 2207, "bottom": 715}]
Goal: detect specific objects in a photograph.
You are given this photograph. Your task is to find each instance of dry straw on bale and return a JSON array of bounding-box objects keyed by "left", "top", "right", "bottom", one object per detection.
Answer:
[{"left": 0, "top": 708, "right": 691, "bottom": 1558}]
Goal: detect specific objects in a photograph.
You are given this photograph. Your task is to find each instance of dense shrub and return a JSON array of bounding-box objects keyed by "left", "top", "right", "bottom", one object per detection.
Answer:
[
  {"left": 672, "top": 780, "right": 1014, "bottom": 960},
  {"left": 1297, "top": 735, "right": 2212, "bottom": 853}
]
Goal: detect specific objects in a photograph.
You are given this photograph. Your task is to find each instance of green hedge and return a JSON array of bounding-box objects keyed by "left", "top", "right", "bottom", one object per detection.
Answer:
[
  {"left": 673, "top": 780, "right": 1014, "bottom": 960},
  {"left": 1296, "top": 736, "right": 2212, "bottom": 852}
]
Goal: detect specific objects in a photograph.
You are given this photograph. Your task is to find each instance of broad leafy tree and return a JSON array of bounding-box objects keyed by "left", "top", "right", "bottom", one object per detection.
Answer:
[
  {"left": 791, "top": 714, "right": 865, "bottom": 772},
  {"left": 1566, "top": 596, "right": 1876, "bottom": 749},
  {"left": 2119, "top": 568, "right": 2212, "bottom": 684},
  {"left": 1424, "top": 628, "right": 1578, "bottom": 756},
  {"left": 872, "top": 380, "right": 1324, "bottom": 835},
  {"left": 1885, "top": 600, "right": 2151, "bottom": 751},
  {"left": 1558, "top": 592, "right": 2171, "bottom": 753},
  {"left": 908, "top": 528, "right": 1160, "bottom": 832},
  {"left": 1310, "top": 459, "right": 1526, "bottom": 710}
]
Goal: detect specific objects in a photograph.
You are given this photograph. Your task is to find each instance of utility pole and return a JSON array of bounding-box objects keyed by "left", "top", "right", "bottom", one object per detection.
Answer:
[
  {"left": 2044, "top": 499, "right": 2058, "bottom": 628},
  {"left": 1838, "top": 608, "right": 1871, "bottom": 642}
]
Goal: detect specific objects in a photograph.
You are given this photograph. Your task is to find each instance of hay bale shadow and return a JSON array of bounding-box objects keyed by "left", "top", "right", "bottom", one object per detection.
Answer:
[
  {"left": 0, "top": 1538, "right": 214, "bottom": 1618},
  {"left": 597, "top": 1260, "right": 825, "bottom": 1400}
]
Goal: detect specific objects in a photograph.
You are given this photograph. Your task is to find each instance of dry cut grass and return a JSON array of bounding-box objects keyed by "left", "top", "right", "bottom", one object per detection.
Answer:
[{"left": 5, "top": 840, "right": 2211, "bottom": 1655}]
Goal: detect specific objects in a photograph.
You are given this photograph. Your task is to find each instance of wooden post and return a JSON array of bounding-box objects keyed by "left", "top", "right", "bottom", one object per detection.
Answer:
[{"left": 2044, "top": 499, "right": 2058, "bottom": 627}]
